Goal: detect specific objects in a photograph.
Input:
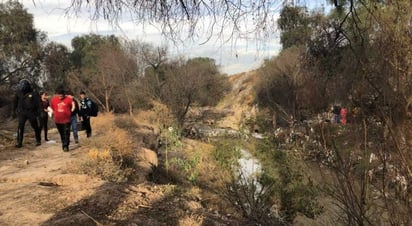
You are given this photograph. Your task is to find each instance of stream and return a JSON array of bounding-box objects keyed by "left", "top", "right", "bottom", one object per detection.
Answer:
[
  {"left": 188, "top": 124, "right": 265, "bottom": 189},
  {"left": 237, "top": 148, "right": 263, "bottom": 192}
]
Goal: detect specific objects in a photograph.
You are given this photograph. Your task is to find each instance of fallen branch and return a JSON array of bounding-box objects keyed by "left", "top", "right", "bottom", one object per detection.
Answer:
[
  {"left": 81, "top": 210, "right": 103, "bottom": 226},
  {"left": 37, "top": 182, "right": 59, "bottom": 187}
]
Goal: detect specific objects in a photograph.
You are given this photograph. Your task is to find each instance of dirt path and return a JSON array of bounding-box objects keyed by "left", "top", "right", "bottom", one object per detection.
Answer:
[
  {"left": 0, "top": 123, "right": 189, "bottom": 226},
  {"left": 0, "top": 130, "right": 105, "bottom": 226}
]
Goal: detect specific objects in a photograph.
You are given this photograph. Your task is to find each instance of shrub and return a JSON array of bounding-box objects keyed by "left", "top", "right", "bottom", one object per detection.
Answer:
[{"left": 81, "top": 148, "right": 131, "bottom": 183}]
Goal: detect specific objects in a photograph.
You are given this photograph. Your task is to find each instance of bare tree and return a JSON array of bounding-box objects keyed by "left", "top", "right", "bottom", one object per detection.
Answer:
[
  {"left": 42, "top": 42, "right": 72, "bottom": 92},
  {"left": 122, "top": 40, "right": 169, "bottom": 100},
  {"left": 255, "top": 47, "right": 311, "bottom": 126},
  {"left": 123, "top": 40, "right": 168, "bottom": 76},
  {"left": 65, "top": 0, "right": 279, "bottom": 44},
  {"left": 91, "top": 44, "right": 138, "bottom": 113},
  {"left": 161, "top": 57, "right": 229, "bottom": 127}
]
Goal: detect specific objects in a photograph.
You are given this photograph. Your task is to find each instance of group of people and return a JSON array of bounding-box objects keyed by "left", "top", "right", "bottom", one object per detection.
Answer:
[
  {"left": 331, "top": 105, "right": 347, "bottom": 125},
  {"left": 13, "top": 79, "right": 94, "bottom": 151}
]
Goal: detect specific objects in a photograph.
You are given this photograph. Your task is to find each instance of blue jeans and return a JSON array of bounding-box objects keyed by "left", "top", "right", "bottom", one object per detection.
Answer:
[
  {"left": 334, "top": 114, "right": 341, "bottom": 124},
  {"left": 70, "top": 115, "right": 78, "bottom": 142}
]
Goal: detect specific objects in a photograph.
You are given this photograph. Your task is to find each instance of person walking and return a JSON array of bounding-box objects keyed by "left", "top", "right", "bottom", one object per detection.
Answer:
[
  {"left": 50, "top": 88, "right": 73, "bottom": 152},
  {"left": 12, "top": 79, "right": 42, "bottom": 148},
  {"left": 340, "top": 106, "right": 348, "bottom": 125},
  {"left": 68, "top": 92, "right": 80, "bottom": 144},
  {"left": 39, "top": 91, "right": 50, "bottom": 141},
  {"left": 79, "top": 91, "right": 92, "bottom": 138},
  {"left": 332, "top": 105, "right": 341, "bottom": 124}
]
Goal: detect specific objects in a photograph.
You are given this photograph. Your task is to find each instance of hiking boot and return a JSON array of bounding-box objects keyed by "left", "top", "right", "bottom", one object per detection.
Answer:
[
  {"left": 63, "top": 146, "right": 69, "bottom": 152},
  {"left": 36, "top": 141, "right": 41, "bottom": 146},
  {"left": 75, "top": 140, "right": 79, "bottom": 144},
  {"left": 15, "top": 144, "right": 22, "bottom": 148}
]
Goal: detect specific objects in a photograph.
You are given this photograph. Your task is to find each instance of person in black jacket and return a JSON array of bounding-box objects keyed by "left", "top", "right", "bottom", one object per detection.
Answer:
[
  {"left": 332, "top": 105, "right": 341, "bottom": 124},
  {"left": 39, "top": 91, "right": 50, "bottom": 141},
  {"left": 79, "top": 91, "right": 92, "bottom": 138},
  {"left": 12, "top": 79, "right": 42, "bottom": 148}
]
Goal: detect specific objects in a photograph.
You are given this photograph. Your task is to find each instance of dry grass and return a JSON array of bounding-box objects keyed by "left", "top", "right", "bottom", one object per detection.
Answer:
[
  {"left": 183, "top": 138, "right": 231, "bottom": 186},
  {"left": 179, "top": 138, "right": 237, "bottom": 215},
  {"left": 70, "top": 80, "right": 250, "bottom": 222},
  {"left": 178, "top": 214, "right": 204, "bottom": 226},
  {"left": 78, "top": 113, "right": 142, "bottom": 182},
  {"left": 134, "top": 101, "right": 174, "bottom": 129},
  {"left": 90, "top": 113, "right": 135, "bottom": 151},
  {"left": 87, "top": 148, "right": 112, "bottom": 161}
]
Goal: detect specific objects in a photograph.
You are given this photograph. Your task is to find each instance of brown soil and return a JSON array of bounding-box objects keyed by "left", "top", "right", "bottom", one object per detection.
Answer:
[
  {"left": 0, "top": 125, "right": 105, "bottom": 225},
  {"left": 0, "top": 121, "right": 239, "bottom": 225}
]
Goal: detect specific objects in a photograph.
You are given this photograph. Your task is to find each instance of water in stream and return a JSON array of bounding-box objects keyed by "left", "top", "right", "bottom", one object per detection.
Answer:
[{"left": 237, "top": 148, "right": 263, "bottom": 193}]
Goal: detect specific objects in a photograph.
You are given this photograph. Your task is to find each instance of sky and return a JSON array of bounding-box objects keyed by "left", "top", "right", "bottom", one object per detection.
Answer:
[{"left": 19, "top": 0, "right": 329, "bottom": 75}]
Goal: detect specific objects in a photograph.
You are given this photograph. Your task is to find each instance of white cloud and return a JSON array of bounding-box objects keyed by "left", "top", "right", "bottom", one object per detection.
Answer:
[{"left": 20, "top": 0, "right": 281, "bottom": 75}]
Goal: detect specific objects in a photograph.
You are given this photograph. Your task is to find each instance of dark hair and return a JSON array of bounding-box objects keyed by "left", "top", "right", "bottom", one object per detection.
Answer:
[
  {"left": 55, "top": 84, "right": 66, "bottom": 94},
  {"left": 80, "top": 91, "right": 86, "bottom": 95},
  {"left": 56, "top": 88, "right": 65, "bottom": 95},
  {"left": 18, "top": 79, "right": 32, "bottom": 93},
  {"left": 39, "top": 91, "right": 47, "bottom": 95}
]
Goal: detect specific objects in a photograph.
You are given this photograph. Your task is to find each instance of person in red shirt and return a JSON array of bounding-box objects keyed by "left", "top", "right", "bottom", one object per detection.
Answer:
[
  {"left": 340, "top": 106, "right": 348, "bottom": 125},
  {"left": 50, "top": 88, "right": 73, "bottom": 152}
]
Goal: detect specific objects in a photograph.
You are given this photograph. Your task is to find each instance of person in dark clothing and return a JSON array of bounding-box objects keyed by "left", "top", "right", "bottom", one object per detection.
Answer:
[
  {"left": 12, "top": 79, "right": 42, "bottom": 148},
  {"left": 332, "top": 105, "right": 341, "bottom": 124},
  {"left": 79, "top": 91, "right": 92, "bottom": 138},
  {"left": 39, "top": 91, "right": 50, "bottom": 141}
]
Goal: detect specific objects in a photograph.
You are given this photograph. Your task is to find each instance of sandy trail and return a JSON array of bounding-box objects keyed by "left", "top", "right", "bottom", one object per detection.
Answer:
[{"left": 0, "top": 131, "right": 104, "bottom": 226}]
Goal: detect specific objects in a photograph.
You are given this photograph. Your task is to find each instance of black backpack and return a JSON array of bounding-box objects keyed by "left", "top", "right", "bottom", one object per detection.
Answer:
[{"left": 89, "top": 99, "right": 98, "bottom": 117}]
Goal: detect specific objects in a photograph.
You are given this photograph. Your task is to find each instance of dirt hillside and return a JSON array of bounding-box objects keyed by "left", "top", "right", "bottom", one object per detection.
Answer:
[{"left": 215, "top": 71, "right": 258, "bottom": 130}]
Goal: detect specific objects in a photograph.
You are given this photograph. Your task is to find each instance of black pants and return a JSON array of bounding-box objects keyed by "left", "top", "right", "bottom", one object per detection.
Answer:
[
  {"left": 56, "top": 123, "right": 71, "bottom": 149},
  {"left": 39, "top": 115, "right": 48, "bottom": 140},
  {"left": 81, "top": 116, "right": 92, "bottom": 137},
  {"left": 17, "top": 112, "right": 41, "bottom": 146}
]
